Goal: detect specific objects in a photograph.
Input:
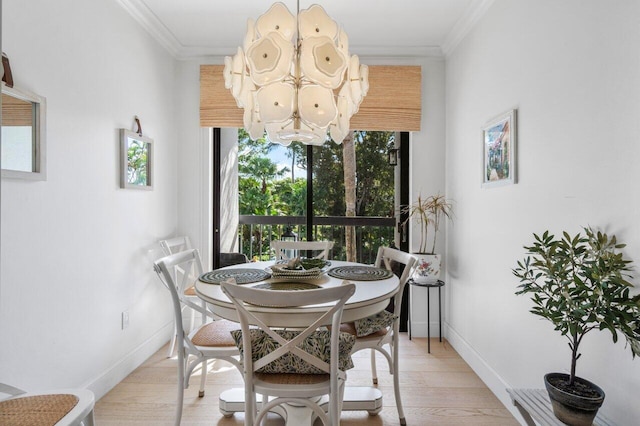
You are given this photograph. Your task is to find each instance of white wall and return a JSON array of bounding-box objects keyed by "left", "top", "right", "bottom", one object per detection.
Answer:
[
  {"left": 173, "top": 60, "right": 212, "bottom": 268},
  {"left": 0, "top": 0, "right": 178, "bottom": 398},
  {"left": 445, "top": 0, "right": 640, "bottom": 423},
  {"left": 404, "top": 56, "right": 448, "bottom": 338},
  {"left": 172, "top": 59, "right": 220, "bottom": 270}
]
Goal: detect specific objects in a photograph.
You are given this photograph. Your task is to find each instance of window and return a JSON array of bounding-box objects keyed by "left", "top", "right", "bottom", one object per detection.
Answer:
[{"left": 235, "top": 130, "right": 402, "bottom": 263}]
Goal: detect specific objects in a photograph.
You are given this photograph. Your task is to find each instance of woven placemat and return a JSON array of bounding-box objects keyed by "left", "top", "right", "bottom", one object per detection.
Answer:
[
  {"left": 253, "top": 282, "right": 320, "bottom": 291},
  {"left": 199, "top": 268, "right": 271, "bottom": 285},
  {"left": 327, "top": 266, "right": 394, "bottom": 281}
]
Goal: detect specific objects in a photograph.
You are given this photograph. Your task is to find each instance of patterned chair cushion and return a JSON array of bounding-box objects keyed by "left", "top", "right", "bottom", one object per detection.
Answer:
[
  {"left": 230, "top": 329, "right": 356, "bottom": 374},
  {"left": 354, "top": 309, "right": 398, "bottom": 337}
]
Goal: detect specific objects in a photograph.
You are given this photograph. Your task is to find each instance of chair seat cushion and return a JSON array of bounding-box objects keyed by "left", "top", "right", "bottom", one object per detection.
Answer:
[
  {"left": 231, "top": 329, "right": 356, "bottom": 374},
  {"left": 339, "top": 322, "right": 388, "bottom": 338},
  {"left": 0, "top": 394, "right": 79, "bottom": 426},
  {"left": 353, "top": 310, "right": 397, "bottom": 337},
  {"left": 184, "top": 286, "right": 197, "bottom": 296},
  {"left": 192, "top": 319, "right": 238, "bottom": 347}
]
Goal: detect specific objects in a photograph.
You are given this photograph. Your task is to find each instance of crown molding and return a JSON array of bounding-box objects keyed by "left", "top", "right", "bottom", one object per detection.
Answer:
[
  {"left": 116, "top": 0, "right": 182, "bottom": 57},
  {"left": 441, "top": 0, "right": 495, "bottom": 57},
  {"left": 354, "top": 45, "right": 443, "bottom": 59},
  {"left": 117, "top": 0, "right": 445, "bottom": 61},
  {"left": 183, "top": 44, "right": 444, "bottom": 60},
  {"left": 118, "top": 0, "right": 493, "bottom": 60},
  {"left": 154, "top": 45, "right": 444, "bottom": 62}
]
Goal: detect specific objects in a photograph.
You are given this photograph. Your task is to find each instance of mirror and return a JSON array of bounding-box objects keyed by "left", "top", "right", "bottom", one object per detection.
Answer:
[
  {"left": 120, "top": 129, "right": 153, "bottom": 190},
  {"left": 1, "top": 84, "right": 47, "bottom": 180}
]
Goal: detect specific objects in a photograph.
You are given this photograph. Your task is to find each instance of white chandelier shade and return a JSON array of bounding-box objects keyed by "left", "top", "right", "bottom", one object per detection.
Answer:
[{"left": 223, "top": 1, "right": 369, "bottom": 146}]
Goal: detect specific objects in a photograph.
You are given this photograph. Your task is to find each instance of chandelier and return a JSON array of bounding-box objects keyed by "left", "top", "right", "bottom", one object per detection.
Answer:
[{"left": 223, "top": 1, "right": 369, "bottom": 146}]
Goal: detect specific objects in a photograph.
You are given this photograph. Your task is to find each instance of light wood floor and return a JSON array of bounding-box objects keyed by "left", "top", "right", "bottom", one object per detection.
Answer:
[{"left": 95, "top": 334, "right": 518, "bottom": 425}]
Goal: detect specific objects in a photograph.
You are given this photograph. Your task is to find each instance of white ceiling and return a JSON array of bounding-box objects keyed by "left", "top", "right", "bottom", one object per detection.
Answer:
[{"left": 117, "top": 0, "right": 495, "bottom": 59}]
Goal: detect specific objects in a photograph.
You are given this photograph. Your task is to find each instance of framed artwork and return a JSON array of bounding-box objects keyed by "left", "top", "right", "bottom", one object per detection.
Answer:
[
  {"left": 482, "top": 109, "right": 516, "bottom": 188},
  {"left": 120, "top": 129, "right": 153, "bottom": 190}
]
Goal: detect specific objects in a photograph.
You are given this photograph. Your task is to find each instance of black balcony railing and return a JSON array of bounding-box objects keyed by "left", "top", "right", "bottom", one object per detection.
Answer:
[{"left": 239, "top": 215, "right": 396, "bottom": 264}]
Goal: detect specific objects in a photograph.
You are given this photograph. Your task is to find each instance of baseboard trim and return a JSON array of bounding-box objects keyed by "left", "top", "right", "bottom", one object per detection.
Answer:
[
  {"left": 83, "top": 321, "right": 173, "bottom": 400},
  {"left": 444, "top": 323, "right": 525, "bottom": 424},
  {"left": 407, "top": 320, "right": 443, "bottom": 338}
]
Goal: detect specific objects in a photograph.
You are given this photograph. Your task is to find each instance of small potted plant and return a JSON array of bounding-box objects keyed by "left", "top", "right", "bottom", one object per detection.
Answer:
[
  {"left": 401, "top": 193, "right": 453, "bottom": 283},
  {"left": 513, "top": 227, "right": 640, "bottom": 426}
]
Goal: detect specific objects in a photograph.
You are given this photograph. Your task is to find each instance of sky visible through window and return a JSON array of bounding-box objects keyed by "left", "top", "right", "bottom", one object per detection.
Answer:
[{"left": 269, "top": 143, "right": 307, "bottom": 180}]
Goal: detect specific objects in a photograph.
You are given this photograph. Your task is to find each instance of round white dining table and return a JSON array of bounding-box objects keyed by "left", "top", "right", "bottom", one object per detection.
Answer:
[
  {"left": 194, "top": 260, "right": 399, "bottom": 424},
  {"left": 195, "top": 260, "right": 399, "bottom": 327}
]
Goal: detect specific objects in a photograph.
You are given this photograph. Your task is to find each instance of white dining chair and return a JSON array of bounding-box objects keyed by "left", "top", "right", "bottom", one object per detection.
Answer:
[
  {"left": 159, "top": 236, "right": 210, "bottom": 358},
  {"left": 341, "top": 246, "right": 416, "bottom": 426},
  {"left": 159, "top": 235, "right": 192, "bottom": 255},
  {"left": 154, "top": 249, "right": 242, "bottom": 426},
  {"left": 221, "top": 280, "right": 356, "bottom": 426},
  {"left": 0, "top": 383, "right": 95, "bottom": 426},
  {"left": 270, "top": 240, "right": 334, "bottom": 260}
]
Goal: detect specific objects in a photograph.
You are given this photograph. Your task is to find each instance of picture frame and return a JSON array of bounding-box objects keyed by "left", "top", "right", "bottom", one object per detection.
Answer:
[
  {"left": 120, "top": 129, "right": 153, "bottom": 190},
  {"left": 482, "top": 109, "right": 517, "bottom": 188}
]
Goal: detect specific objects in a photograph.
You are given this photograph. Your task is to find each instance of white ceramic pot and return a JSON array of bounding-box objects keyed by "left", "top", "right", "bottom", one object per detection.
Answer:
[{"left": 412, "top": 253, "right": 441, "bottom": 284}]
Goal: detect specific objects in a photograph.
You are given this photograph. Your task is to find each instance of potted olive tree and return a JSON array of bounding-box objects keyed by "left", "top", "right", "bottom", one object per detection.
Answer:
[
  {"left": 401, "top": 193, "right": 453, "bottom": 283},
  {"left": 513, "top": 227, "right": 640, "bottom": 426}
]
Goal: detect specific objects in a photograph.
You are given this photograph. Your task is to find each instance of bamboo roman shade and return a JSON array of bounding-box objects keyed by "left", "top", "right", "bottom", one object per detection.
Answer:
[
  {"left": 2, "top": 93, "right": 33, "bottom": 127},
  {"left": 200, "top": 65, "right": 421, "bottom": 132}
]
